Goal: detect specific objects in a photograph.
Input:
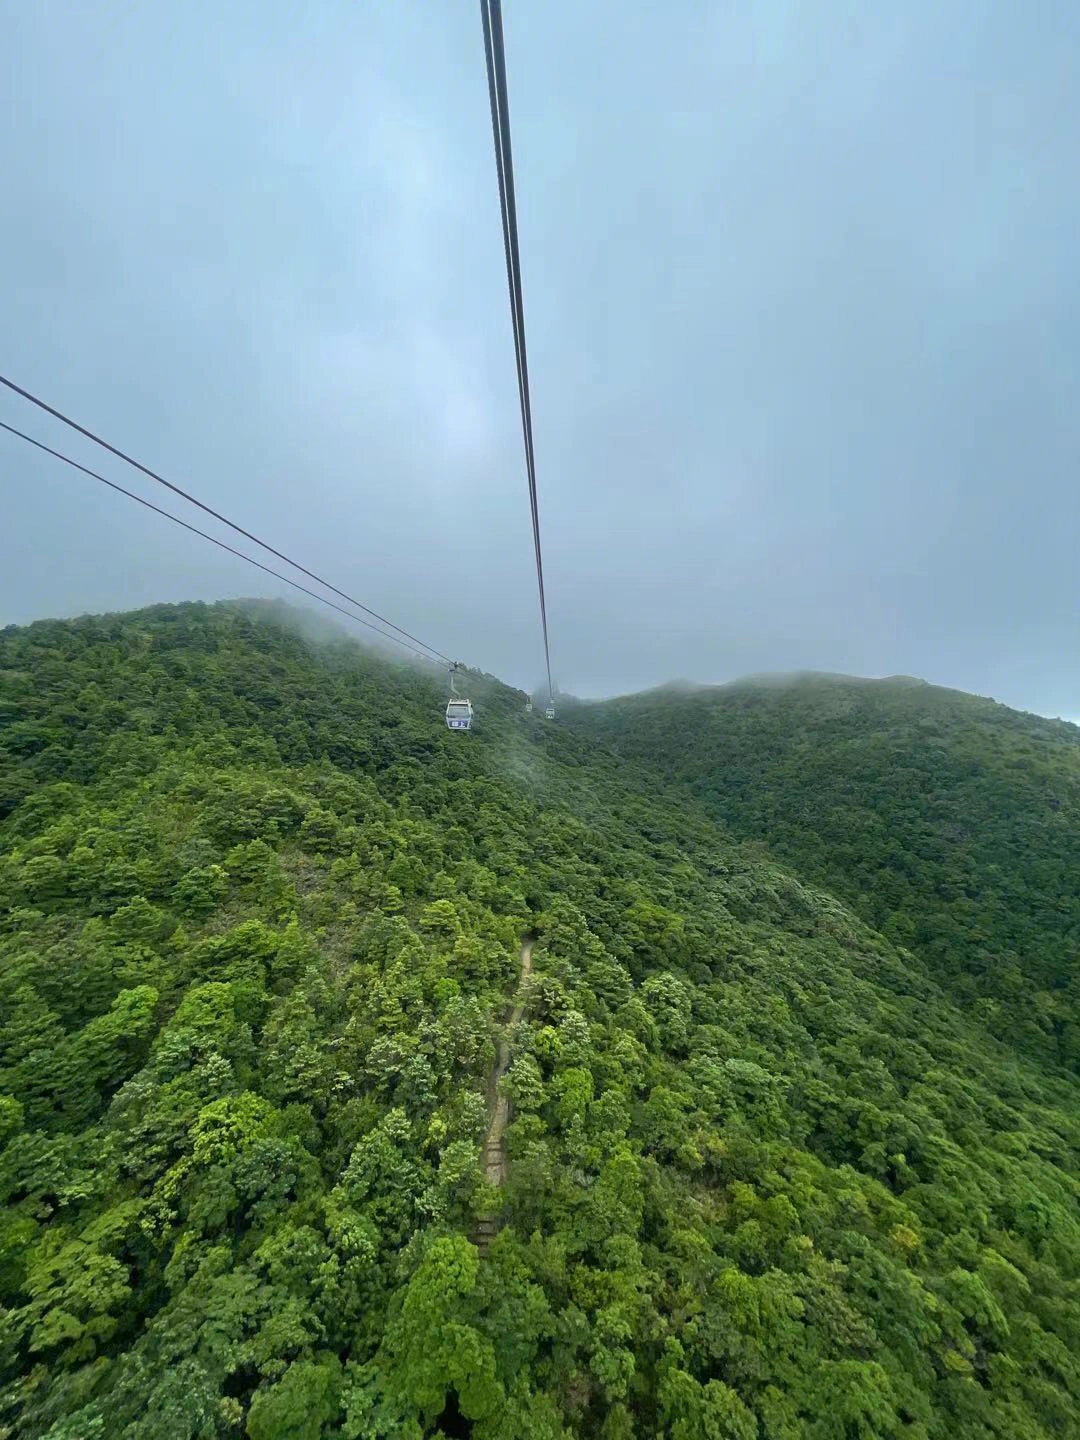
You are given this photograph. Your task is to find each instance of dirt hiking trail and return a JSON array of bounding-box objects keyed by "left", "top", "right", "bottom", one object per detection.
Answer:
[{"left": 474, "top": 937, "right": 533, "bottom": 1251}]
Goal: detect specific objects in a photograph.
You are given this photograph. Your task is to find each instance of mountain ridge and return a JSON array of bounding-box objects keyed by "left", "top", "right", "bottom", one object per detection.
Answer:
[
  {"left": 1, "top": 600, "right": 1079, "bottom": 1438},
  {"left": 566, "top": 671, "right": 1080, "bottom": 1075},
  {"left": 577, "top": 670, "right": 1075, "bottom": 729}
]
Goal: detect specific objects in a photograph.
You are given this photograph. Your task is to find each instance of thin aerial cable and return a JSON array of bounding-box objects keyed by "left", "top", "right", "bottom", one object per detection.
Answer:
[
  {"left": 481, "top": 1, "right": 546, "bottom": 653},
  {"left": 486, "top": 2, "right": 541, "bottom": 532},
  {"left": 484, "top": 0, "right": 549, "bottom": 685},
  {"left": 479, "top": 0, "right": 531, "bottom": 493},
  {"left": 480, "top": 0, "right": 554, "bottom": 703},
  {"left": 480, "top": 0, "right": 545, "bottom": 677},
  {"left": 0, "top": 419, "right": 447, "bottom": 663},
  {"left": 0, "top": 373, "right": 451, "bottom": 666}
]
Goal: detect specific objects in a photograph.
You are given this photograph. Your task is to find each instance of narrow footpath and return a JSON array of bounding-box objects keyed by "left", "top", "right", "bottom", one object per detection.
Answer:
[{"left": 474, "top": 937, "right": 534, "bottom": 1252}]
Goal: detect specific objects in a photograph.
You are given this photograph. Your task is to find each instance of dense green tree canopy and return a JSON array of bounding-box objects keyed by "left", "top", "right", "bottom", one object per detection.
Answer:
[
  {"left": 1, "top": 603, "right": 1078, "bottom": 1437},
  {"left": 566, "top": 675, "right": 1080, "bottom": 1071}
]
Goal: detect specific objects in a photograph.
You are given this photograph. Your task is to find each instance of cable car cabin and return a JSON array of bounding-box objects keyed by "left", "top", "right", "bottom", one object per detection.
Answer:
[
  {"left": 445, "top": 698, "right": 474, "bottom": 731},
  {"left": 545, "top": 703, "right": 556, "bottom": 720}
]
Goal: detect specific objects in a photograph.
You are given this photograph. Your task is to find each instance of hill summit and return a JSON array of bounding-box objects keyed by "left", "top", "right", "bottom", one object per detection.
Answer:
[
  {"left": 1, "top": 602, "right": 1079, "bottom": 1439},
  {"left": 568, "top": 671, "right": 1080, "bottom": 1073}
]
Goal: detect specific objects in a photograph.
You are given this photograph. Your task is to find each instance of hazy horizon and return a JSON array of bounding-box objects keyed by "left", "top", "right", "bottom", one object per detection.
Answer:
[{"left": 4, "top": 592, "right": 1077, "bottom": 728}]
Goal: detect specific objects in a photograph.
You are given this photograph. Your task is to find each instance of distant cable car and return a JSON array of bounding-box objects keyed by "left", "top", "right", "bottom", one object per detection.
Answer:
[
  {"left": 525, "top": 699, "right": 533, "bottom": 713},
  {"left": 545, "top": 702, "right": 556, "bottom": 720},
  {"left": 446, "top": 698, "right": 473, "bottom": 731},
  {"left": 446, "top": 662, "right": 472, "bottom": 731}
]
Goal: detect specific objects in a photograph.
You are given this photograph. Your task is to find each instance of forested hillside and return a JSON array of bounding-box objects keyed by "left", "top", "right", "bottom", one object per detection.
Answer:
[
  {"left": 2, "top": 605, "right": 1079, "bottom": 1439},
  {"left": 566, "top": 676, "right": 1080, "bottom": 1073}
]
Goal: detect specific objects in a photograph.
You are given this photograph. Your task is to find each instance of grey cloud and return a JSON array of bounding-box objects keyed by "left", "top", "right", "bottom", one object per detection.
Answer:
[{"left": 1, "top": 0, "right": 1077, "bottom": 720}]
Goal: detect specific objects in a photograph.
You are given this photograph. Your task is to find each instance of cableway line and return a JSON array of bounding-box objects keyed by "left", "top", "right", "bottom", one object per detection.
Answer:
[
  {"left": 0, "top": 372, "right": 449, "bottom": 664},
  {"left": 0, "top": 419, "right": 449, "bottom": 663}
]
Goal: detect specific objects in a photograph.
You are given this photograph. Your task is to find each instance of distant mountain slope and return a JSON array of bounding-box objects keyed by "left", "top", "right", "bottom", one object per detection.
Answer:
[
  {"left": 1, "top": 608, "right": 1079, "bottom": 1438},
  {"left": 567, "top": 674, "right": 1080, "bottom": 1070}
]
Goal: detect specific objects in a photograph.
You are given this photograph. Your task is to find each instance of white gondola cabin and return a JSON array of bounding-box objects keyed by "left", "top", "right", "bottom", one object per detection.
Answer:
[
  {"left": 446, "top": 698, "right": 474, "bottom": 731},
  {"left": 545, "top": 702, "right": 556, "bottom": 720}
]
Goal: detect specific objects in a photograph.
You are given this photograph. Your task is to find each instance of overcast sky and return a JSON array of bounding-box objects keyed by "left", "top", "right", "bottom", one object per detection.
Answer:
[{"left": 2, "top": 1, "right": 1078, "bottom": 716}]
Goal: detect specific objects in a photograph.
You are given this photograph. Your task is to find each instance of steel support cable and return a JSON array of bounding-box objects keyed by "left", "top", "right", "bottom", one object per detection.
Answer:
[
  {"left": 0, "top": 373, "right": 451, "bottom": 666},
  {"left": 479, "top": 0, "right": 536, "bottom": 540},
  {"left": 490, "top": 5, "right": 546, "bottom": 647},
  {"left": 480, "top": 0, "right": 554, "bottom": 704},
  {"left": 0, "top": 419, "right": 447, "bottom": 662},
  {"left": 485, "top": 0, "right": 549, "bottom": 686},
  {"left": 486, "top": 2, "right": 540, "bottom": 534}
]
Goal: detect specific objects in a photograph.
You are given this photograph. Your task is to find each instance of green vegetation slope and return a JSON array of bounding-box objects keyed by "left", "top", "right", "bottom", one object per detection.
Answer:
[
  {"left": 565, "top": 675, "right": 1080, "bottom": 1072},
  {"left": 1, "top": 606, "right": 1079, "bottom": 1439}
]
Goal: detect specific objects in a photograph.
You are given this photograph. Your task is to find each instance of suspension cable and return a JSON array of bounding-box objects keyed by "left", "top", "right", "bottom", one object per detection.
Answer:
[
  {"left": 480, "top": 0, "right": 555, "bottom": 705},
  {"left": 0, "top": 373, "right": 451, "bottom": 666},
  {"left": 0, "top": 419, "right": 449, "bottom": 664}
]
